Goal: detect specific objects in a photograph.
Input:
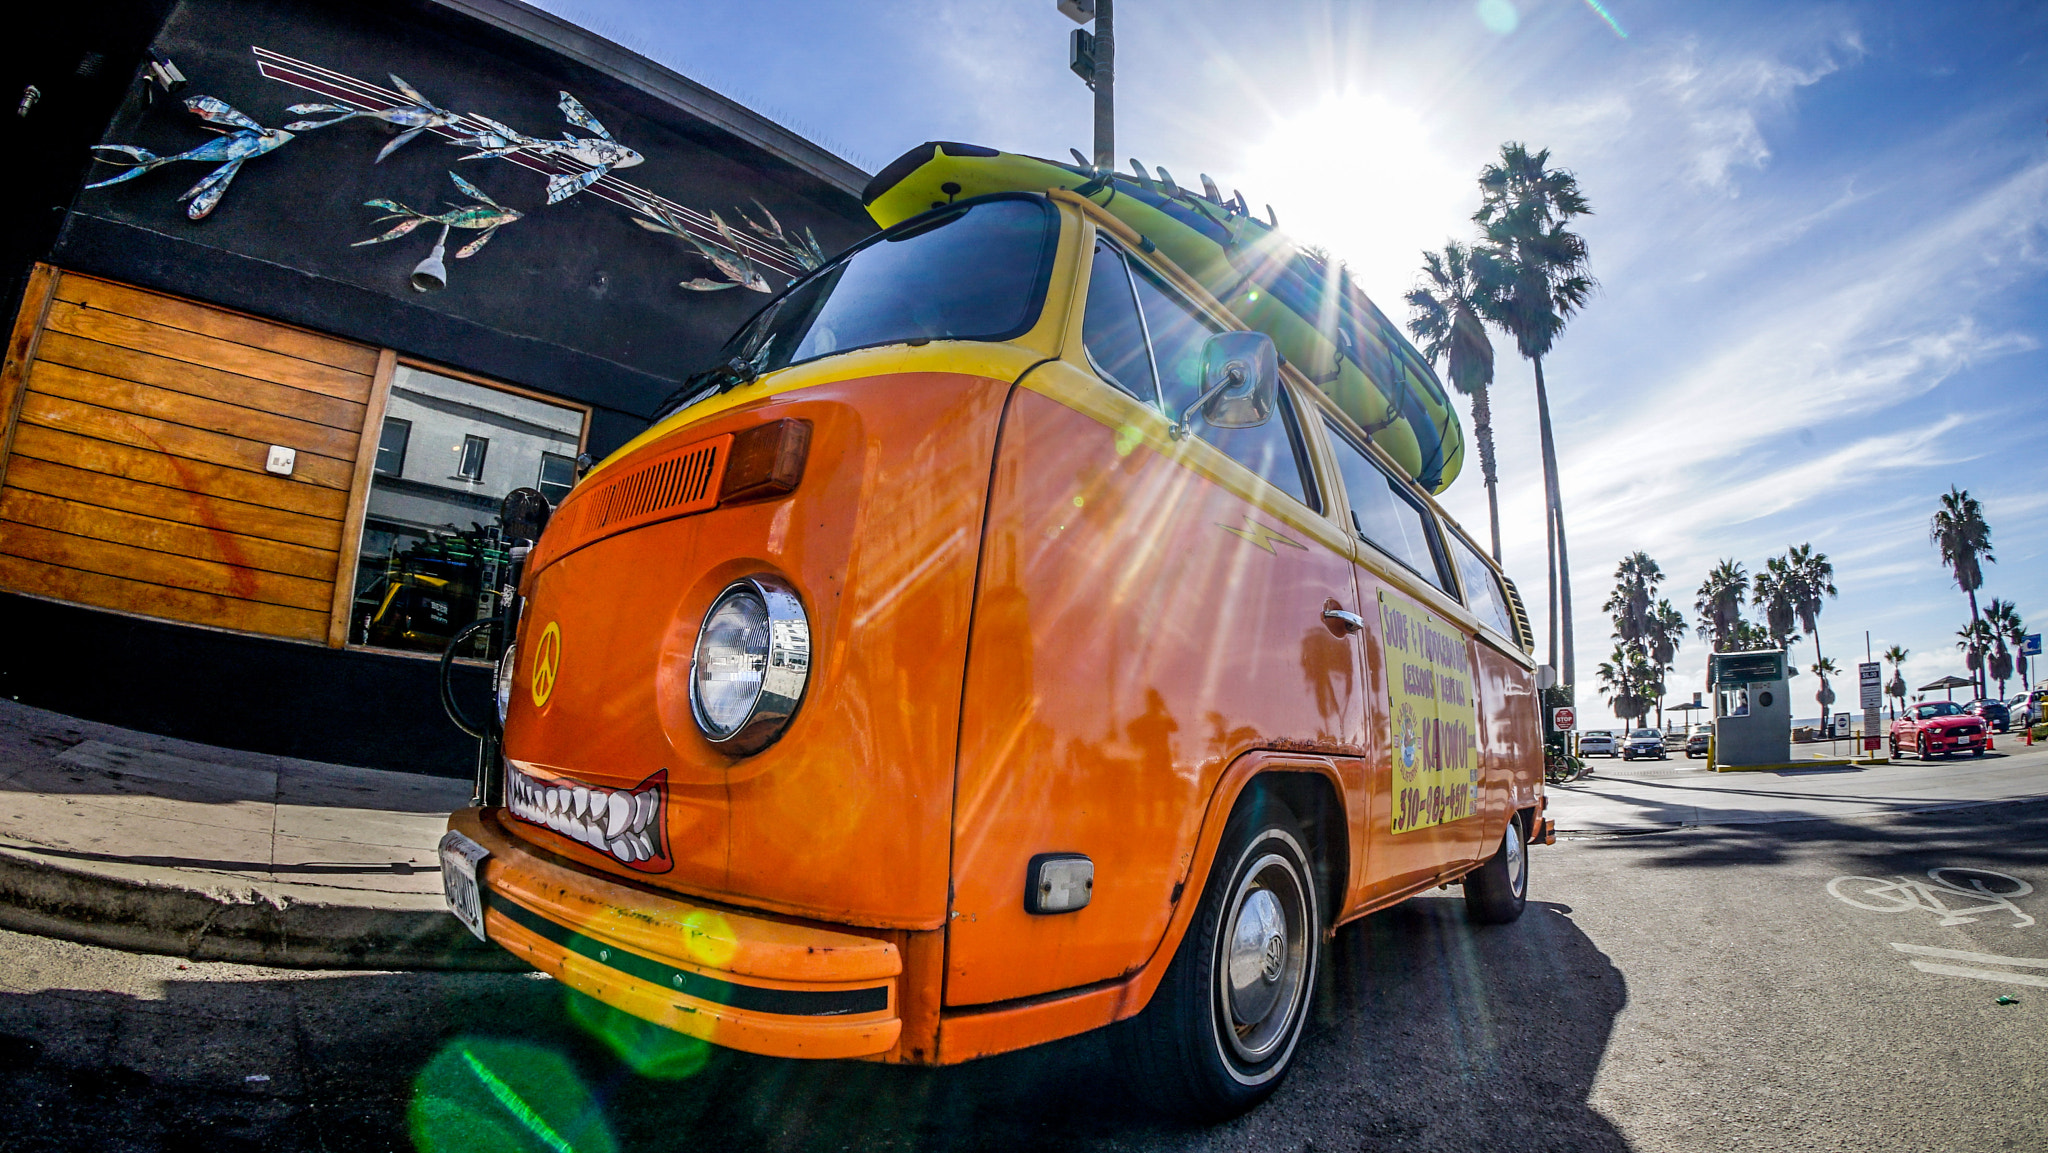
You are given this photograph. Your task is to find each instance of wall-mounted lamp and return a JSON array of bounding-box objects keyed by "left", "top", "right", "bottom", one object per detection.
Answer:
[{"left": 411, "top": 223, "right": 449, "bottom": 292}]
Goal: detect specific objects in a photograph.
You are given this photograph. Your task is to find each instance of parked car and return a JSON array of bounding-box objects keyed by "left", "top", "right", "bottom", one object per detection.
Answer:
[
  {"left": 1620, "top": 728, "right": 1668, "bottom": 760},
  {"left": 1964, "top": 698, "right": 2011, "bottom": 733},
  {"left": 1579, "top": 729, "right": 1617, "bottom": 757},
  {"left": 1685, "top": 726, "right": 1711, "bottom": 759},
  {"left": 2015, "top": 689, "right": 2048, "bottom": 728},
  {"left": 1890, "top": 701, "right": 1988, "bottom": 759}
]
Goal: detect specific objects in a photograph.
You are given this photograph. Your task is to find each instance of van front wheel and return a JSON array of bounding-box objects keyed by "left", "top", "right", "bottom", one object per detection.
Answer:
[
  {"left": 1464, "top": 819, "right": 1529, "bottom": 924},
  {"left": 1114, "top": 800, "right": 1319, "bottom": 1121}
]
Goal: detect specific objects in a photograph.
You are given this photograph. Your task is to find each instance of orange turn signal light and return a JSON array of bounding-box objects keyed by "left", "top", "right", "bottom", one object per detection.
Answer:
[{"left": 719, "top": 418, "right": 811, "bottom": 504}]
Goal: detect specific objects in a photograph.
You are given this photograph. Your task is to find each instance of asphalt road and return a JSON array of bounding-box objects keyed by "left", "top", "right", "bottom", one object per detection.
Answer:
[{"left": 3, "top": 800, "right": 2045, "bottom": 1152}]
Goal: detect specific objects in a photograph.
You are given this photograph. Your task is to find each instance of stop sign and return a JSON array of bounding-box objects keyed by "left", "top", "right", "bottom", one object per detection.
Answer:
[{"left": 1552, "top": 706, "right": 1576, "bottom": 731}]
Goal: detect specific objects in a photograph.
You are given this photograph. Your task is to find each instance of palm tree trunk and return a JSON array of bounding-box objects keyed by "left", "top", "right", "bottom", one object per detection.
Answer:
[
  {"left": 1470, "top": 384, "right": 1503, "bottom": 563},
  {"left": 1967, "top": 589, "right": 1983, "bottom": 698},
  {"left": 1533, "top": 356, "right": 1575, "bottom": 687}
]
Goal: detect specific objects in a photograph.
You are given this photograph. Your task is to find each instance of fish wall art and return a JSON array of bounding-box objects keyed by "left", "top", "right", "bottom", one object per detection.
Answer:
[
  {"left": 630, "top": 198, "right": 770, "bottom": 292},
  {"left": 352, "top": 170, "right": 522, "bottom": 290},
  {"left": 282, "top": 73, "right": 461, "bottom": 162},
  {"left": 85, "top": 95, "right": 295, "bottom": 219},
  {"left": 454, "top": 91, "right": 642, "bottom": 204}
]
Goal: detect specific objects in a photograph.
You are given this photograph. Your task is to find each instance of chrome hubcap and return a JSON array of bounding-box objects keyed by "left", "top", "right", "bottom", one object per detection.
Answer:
[
  {"left": 1219, "top": 851, "right": 1309, "bottom": 1064},
  {"left": 1505, "top": 822, "right": 1527, "bottom": 898}
]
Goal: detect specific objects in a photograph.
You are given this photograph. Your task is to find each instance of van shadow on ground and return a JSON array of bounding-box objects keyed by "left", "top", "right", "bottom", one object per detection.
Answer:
[{"left": 0, "top": 893, "right": 1630, "bottom": 1153}]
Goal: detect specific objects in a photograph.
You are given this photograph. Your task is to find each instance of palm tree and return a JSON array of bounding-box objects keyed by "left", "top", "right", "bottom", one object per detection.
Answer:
[
  {"left": 1956, "top": 621, "right": 1993, "bottom": 696},
  {"left": 1604, "top": 552, "right": 1661, "bottom": 644},
  {"left": 1882, "top": 644, "right": 1909, "bottom": 721},
  {"left": 1930, "top": 486, "right": 1995, "bottom": 696},
  {"left": 1751, "top": 556, "right": 1799, "bottom": 651},
  {"left": 1986, "top": 599, "right": 2025, "bottom": 696},
  {"left": 1472, "top": 142, "right": 1595, "bottom": 688},
  {"left": 1731, "top": 620, "right": 1775, "bottom": 652},
  {"left": 1647, "top": 599, "right": 1685, "bottom": 730},
  {"left": 1786, "top": 543, "right": 1837, "bottom": 672},
  {"left": 1596, "top": 643, "right": 1650, "bottom": 730},
  {"left": 1407, "top": 242, "right": 1501, "bottom": 561},
  {"left": 1811, "top": 657, "right": 1840, "bottom": 730},
  {"left": 1695, "top": 560, "right": 1748, "bottom": 652}
]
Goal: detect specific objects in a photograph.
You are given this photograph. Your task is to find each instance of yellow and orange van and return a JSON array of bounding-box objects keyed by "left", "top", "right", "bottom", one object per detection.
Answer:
[{"left": 440, "top": 188, "right": 1550, "bottom": 1119}]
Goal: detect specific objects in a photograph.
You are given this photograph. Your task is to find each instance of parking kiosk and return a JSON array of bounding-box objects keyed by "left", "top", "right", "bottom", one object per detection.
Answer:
[{"left": 1711, "top": 649, "right": 1790, "bottom": 767}]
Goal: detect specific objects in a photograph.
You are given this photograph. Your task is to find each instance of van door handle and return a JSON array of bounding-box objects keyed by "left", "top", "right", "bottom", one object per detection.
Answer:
[{"left": 1322, "top": 608, "right": 1365, "bottom": 634}]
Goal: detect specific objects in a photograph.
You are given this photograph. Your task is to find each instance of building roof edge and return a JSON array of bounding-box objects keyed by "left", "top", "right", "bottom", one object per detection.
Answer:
[{"left": 425, "top": 0, "right": 870, "bottom": 196}]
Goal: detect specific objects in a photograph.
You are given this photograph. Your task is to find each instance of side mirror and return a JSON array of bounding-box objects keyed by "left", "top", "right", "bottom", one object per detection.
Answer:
[
  {"left": 1173, "top": 330, "right": 1278, "bottom": 438},
  {"left": 499, "top": 487, "right": 552, "bottom": 545},
  {"left": 1537, "top": 664, "right": 1559, "bottom": 690}
]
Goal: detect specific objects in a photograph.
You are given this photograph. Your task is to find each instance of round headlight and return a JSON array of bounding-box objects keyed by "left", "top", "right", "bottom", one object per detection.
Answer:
[
  {"left": 690, "top": 575, "right": 810, "bottom": 754},
  {"left": 495, "top": 640, "right": 518, "bottom": 727}
]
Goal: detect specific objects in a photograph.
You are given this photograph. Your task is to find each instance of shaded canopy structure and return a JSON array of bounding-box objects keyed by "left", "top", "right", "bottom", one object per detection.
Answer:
[{"left": 1917, "top": 675, "right": 1974, "bottom": 701}]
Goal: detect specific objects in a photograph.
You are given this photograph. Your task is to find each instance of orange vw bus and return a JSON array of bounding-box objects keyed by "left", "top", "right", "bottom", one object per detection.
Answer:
[{"left": 440, "top": 188, "right": 1550, "bottom": 1118}]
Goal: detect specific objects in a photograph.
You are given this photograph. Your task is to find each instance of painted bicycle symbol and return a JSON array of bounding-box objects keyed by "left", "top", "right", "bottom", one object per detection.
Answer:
[{"left": 1827, "top": 868, "right": 2034, "bottom": 928}]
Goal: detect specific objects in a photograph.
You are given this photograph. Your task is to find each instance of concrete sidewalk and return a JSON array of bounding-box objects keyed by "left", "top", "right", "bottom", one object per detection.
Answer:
[
  {"left": 1548, "top": 743, "right": 2048, "bottom": 834},
  {"left": 0, "top": 698, "right": 515, "bottom": 970}
]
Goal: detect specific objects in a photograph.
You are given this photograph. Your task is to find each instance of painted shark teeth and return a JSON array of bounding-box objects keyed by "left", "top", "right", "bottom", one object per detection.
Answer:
[{"left": 504, "top": 765, "right": 661, "bottom": 866}]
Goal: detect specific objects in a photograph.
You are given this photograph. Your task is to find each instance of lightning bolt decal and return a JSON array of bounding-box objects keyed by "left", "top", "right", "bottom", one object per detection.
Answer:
[{"left": 1217, "top": 516, "right": 1307, "bottom": 554}]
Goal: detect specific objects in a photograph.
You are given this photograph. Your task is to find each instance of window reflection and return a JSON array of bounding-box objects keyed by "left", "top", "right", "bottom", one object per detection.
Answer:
[{"left": 354, "top": 366, "right": 585, "bottom": 653}]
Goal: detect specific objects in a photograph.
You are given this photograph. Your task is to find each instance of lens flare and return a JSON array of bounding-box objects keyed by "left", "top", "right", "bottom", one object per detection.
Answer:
[
  {"left": 1580, "top": 0, "right": 1628, "bottom": 38},
  {"left": 409, "top": 1038, "right": 616, "bottom": 1153},
  {"left": 565, "top": 988, "right": 715, "bottom": 1080},
  {"left": 1477, "top": 0, "right": 1517, "bottom": 34}
]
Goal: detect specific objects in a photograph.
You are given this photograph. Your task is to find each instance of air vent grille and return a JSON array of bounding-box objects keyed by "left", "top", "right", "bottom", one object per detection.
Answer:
[{"left": 527, "top": 432, "right": 731, "bottom": 573}]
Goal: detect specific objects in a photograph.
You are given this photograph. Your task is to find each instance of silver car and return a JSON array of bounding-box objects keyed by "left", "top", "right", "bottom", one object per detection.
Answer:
[{"left": 1579, "top": 730, "right": 1617, "bottom": 757}]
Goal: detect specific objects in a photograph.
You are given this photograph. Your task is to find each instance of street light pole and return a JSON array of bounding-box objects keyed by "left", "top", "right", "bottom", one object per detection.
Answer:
[
  {"left": 1060, "top": 0, "right": 1113, "bottom": 170},
  {"left": 1091, "top": 0, "right": 1113, "bottom": 171}
]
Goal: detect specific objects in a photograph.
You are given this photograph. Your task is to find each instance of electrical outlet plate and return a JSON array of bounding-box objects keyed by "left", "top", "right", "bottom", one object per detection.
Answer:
[{"left": 265, "top": 445, "right": 296, "bottom": 476}]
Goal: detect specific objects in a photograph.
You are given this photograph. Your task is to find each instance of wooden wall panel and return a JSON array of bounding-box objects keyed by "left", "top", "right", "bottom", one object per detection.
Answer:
[{"left": 0, "top": 267, "right": 373, "bottom": 644}]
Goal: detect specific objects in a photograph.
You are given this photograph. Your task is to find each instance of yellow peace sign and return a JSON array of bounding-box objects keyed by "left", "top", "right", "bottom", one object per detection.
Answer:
[{"left": 530, "top": 621, "right": 562, "bottom": 708}]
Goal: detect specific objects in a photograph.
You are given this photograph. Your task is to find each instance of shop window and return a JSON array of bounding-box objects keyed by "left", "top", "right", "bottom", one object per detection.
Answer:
[
  {"left": 538, "top": 453, "right": 576, "bottom": 504},
  {"left": 457, "top": 435, "right": 489, "bottom": 483},
  {"left": 352, "top": 365, "right": 587, "bottom": 653},
  {"left": 375, "top": 417, "right": 411, "bottom": 477}
]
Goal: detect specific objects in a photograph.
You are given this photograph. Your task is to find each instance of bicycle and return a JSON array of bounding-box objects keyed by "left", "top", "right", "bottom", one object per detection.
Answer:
[
  {"left": 1825, "top": 868, "right": 2034, "bottom": 928},
  {"left": 1544, "top": 749, "right": 1587, "bottom": 786}
]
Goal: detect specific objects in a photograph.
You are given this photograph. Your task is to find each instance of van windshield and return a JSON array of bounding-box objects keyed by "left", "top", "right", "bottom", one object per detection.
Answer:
[{"left": 660, "top": 196, "right": 1057, "bottom": 418}]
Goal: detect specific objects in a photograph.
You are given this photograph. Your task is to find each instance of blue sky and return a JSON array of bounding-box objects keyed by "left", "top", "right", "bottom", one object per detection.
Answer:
[{"left": 537, "top": 0, "right": 2047, "bottom": 725}]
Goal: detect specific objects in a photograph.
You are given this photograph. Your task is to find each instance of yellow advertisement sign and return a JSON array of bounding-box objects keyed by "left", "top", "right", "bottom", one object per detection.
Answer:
[{"left": 1379, "top": 590, "right": 1478, "bottom": 834}]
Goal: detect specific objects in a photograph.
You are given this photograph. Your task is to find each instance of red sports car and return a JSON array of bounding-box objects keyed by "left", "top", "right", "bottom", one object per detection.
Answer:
[{"left": 1890, "top": 701, "right": 1988, "bottom": 759}]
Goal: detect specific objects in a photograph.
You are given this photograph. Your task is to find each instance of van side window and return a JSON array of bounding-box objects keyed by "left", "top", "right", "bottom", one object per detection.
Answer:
[
  {"left": 1446, "top": 530, "right": 1515, "bottom": 639},
  {"left": 1082, "top": 240, "right": 1158, "bottom": 403},
  {"left": 1324, "top": 419, "right": 1450, "bottom": 591},
  {"left": 1129, "top": 266, "right": 1319, "bottom": 511},
  {"left": 1129, "top": 264, "right": 1213, "bottom": 411}
]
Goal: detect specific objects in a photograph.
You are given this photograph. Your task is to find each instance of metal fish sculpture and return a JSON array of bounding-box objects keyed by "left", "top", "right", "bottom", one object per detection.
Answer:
[
  {"left": 455, "top": 91, "right": 642, "bottom": 204},
  {"left": 736, "top": 199, "right": 826, "bottom": 271},
  {"left": 283, "top": 73, "right": 461, "bottom": 162},
  {"left": 352, "top": 170, "right": 522, "bottom": 258},
  {"left": 85, "top": 95, "right": 294, "bottom": 219},
  {"left": 630, "top": 199, "right": 771, "bottom": 292}
]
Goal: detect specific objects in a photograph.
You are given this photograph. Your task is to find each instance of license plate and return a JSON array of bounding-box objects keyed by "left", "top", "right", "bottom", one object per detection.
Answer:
[{"left": 438, "top": 830, "right": 491, "bottom": 941}]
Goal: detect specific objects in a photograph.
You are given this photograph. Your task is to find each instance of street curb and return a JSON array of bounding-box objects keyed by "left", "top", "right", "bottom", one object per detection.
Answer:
[{"left": 0, "top": 844, "right": 527, "bottom": 972}]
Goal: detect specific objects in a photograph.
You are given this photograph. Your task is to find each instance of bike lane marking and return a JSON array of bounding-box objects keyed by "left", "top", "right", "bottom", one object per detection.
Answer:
[{"left": 1890, "top": 943, "right": 2048, "bottom": 968}]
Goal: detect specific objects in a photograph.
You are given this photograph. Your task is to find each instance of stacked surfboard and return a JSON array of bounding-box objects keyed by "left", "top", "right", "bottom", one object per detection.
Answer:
[{"left": 862, "top": 143, "right": 1463, "bottom": 494}]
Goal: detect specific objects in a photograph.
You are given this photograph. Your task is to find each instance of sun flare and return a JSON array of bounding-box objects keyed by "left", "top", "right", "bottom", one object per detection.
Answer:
[{"left": 1237, "top": 94, "right": 1478, "bottom": 311}]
